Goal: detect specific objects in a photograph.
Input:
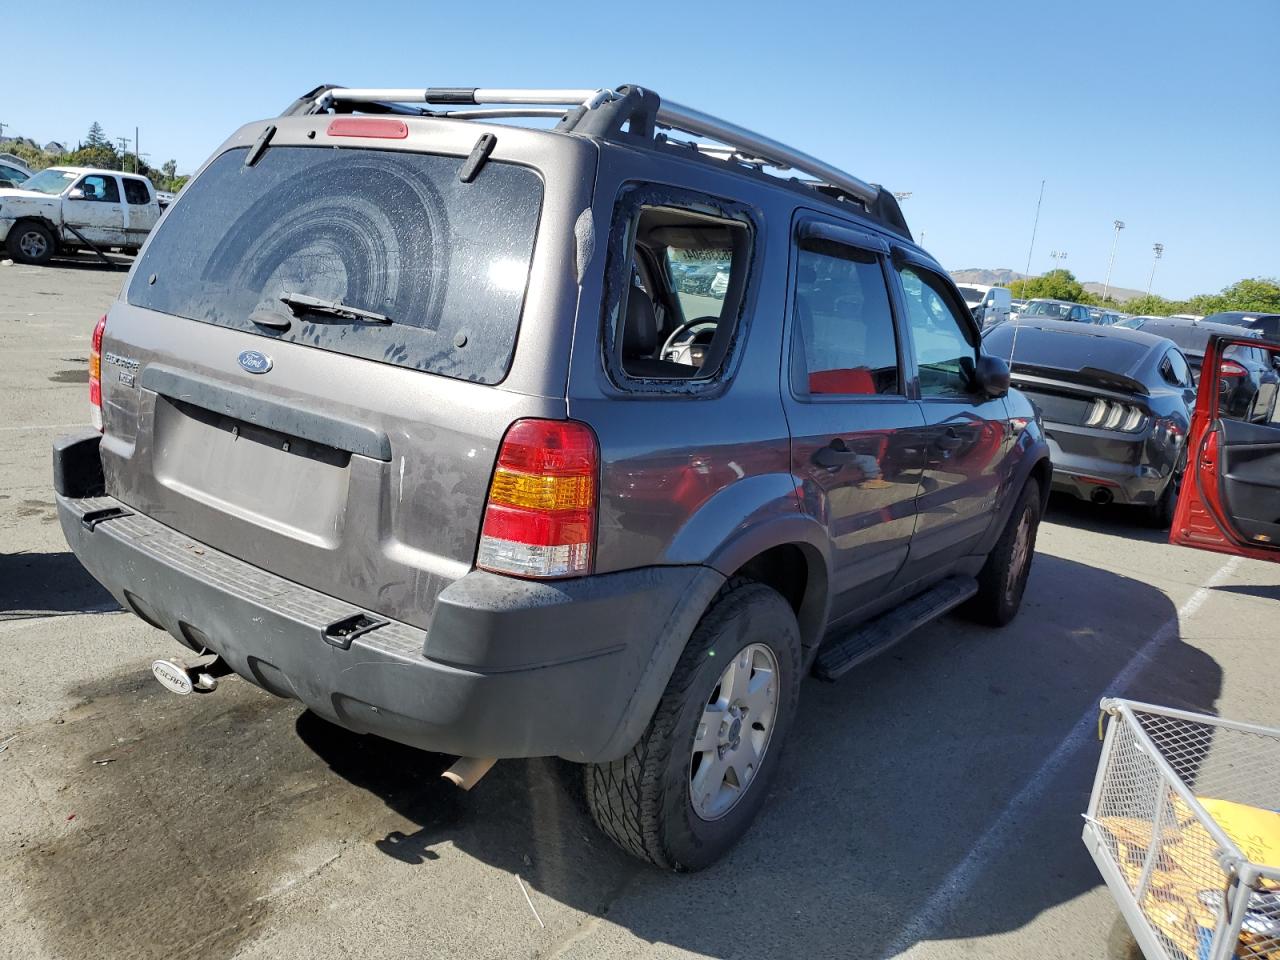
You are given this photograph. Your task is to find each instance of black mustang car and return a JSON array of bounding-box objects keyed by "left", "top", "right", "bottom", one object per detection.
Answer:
[
  {"left": 983, "top": 320, "right": 1196, "bottom": 526},
  {"left": 1132, "top": 317, "right": 1279, "bottom": 422}
]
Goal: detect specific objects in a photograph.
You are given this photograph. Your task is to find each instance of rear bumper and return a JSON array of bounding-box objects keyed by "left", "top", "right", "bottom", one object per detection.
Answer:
[
  {"left": 1045, "top": 430, "right": 1172, "bottom": 506},
  {"left": 56, "top": 440, "right": 723, "bottom": 762}
]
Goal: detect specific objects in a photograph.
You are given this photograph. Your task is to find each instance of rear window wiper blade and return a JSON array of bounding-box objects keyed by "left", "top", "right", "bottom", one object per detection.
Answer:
[{"left": 279, "top": 292, "right": 392, "bottom": 325}]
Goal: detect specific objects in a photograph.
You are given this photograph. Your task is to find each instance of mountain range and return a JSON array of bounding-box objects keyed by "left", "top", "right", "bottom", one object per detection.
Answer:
[{"left": 949, "top": 268, "right": 1147, "bottom": 303}]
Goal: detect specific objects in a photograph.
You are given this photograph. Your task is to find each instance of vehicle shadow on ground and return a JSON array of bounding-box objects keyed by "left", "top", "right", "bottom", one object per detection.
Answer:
[
  {"left": 1044, "top": 491, "right": 1170, "bottom": 544},
  {"left": 0, "top": 550, "right": 118, "bottom": 618},
  {"left": 297, "top": 551, "right": 1220, "bottom": 959},
  {"left": 46, "top": 254, "right": 132, "bottom": 271},
  {"left": 1214, "top": 582, "right": 1280, "bottom": 602}
]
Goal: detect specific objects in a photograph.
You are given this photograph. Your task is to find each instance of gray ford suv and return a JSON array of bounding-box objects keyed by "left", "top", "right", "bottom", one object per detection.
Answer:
[{"left": 54, "top": 84, "right": 1051, "bottom": 870}]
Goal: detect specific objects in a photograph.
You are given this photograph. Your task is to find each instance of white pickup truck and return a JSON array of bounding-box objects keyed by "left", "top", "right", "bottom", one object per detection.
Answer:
[{"left": 0, "top": 166, "right": 161, "bottom": 265}]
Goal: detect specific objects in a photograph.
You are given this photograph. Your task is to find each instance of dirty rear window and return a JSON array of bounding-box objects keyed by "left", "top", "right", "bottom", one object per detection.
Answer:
[{"left": 127, "top": 146, "right": 543, "bottom": 383}]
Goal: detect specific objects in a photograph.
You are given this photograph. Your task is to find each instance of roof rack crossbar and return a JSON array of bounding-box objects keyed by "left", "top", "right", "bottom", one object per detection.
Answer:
[{"left": 314, "top": 87, "right": 610, "bottom": 109}]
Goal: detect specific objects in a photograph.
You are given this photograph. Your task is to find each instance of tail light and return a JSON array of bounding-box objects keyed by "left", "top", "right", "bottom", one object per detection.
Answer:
[
  {"left": 1219, "top": 359, "right": 1248, "bottom": 377},
  {"left": 1083, "top": 398, "right": 1149, "bottom": 434},
  {"left": 89, "top": 314, "right": 106, "bottom": 431},
  {"left": 477, "top": 419, "right": 599, "bottom": 578}
]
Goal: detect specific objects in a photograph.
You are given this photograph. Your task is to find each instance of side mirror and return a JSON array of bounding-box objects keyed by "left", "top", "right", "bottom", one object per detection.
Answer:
[
  {"left": 67, "top": 188, "right": 85, "bottom": 200},
  {"left": 974, "top": 353, "right": 1011, "bottom": 398}
]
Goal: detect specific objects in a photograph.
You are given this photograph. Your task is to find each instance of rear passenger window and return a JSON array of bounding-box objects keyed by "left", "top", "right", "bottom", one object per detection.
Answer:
[
  {"left": 791, "top": 240, "right": 900, "bottom": 397},
  {"left": 603, "top": 185, "right": 755, "bottom": 384},
  {"left": 896, "top": 265, "right": 977, "bottom": 398},
  {"left": 76, "top": 175, "right": 119, "bottom": 203},
  {"left": 1162, "top": 349, "right": 1192, "bottom": 387},
  {"left": 122, "top": 178, "right": 150, "bottom": 205}
]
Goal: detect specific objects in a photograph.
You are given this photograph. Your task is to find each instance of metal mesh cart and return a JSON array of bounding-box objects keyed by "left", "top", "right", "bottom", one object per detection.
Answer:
[{"left": 1085, "top": 699, "right": 1280, "bottom": 960}]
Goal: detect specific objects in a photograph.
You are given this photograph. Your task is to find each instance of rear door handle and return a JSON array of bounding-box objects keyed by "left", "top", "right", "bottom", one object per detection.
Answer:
[
  {"left": 934, "top": 428, "right": 964, "bottom": 452},
  {"left": 813, "top": 440, "right": 858, "bottom": 469}
]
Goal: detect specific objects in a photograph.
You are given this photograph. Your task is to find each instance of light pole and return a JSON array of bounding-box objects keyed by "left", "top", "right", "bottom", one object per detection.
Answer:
[
  {"left": 1147, "top": 243, "right": 1164, "bottom": 296},
  {"left": 1102, "top": 220, "right": 1125, "bottom": 302},
  {"left": 115, "top": 136, "right": 132, "bottom": 170},
  {"left": 1023, "top": 179, "right": 1046, "bottom": 282},
  {"left": 1049, "top": 250, "right": 1068, "bottom": 271}
]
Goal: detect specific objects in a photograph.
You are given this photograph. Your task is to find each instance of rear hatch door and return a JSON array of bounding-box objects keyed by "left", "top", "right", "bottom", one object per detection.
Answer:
[{"left": 99, "top": 120, "right": 591, "bottom": 628}]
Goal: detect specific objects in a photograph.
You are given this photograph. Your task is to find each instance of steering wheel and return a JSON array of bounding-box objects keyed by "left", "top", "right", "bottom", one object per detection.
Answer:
[{"left": 660, "top": 317, "right": 719, "bottom": 363}]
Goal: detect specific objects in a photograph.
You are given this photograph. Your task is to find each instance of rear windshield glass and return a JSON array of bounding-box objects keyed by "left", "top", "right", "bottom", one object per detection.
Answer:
[
  {"left": 1136, "top": 322, "right": 1213, "bottom": 354},
  {"left": 127, "top": 146, "right": 543, "bottom": 383},
  {"left": 984, "top": 324, "right": 1150, "bottom": 373}
]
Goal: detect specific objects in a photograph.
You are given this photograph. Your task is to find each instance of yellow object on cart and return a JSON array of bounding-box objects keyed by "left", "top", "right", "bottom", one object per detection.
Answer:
[{"left": 1101, "top": 796, "right": 1280, "bottom": 959}]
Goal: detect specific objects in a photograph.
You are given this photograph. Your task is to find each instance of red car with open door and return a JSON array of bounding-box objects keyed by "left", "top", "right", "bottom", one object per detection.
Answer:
[{"left": 1171, "top": 333, "right": 1280, "bottom": 562}]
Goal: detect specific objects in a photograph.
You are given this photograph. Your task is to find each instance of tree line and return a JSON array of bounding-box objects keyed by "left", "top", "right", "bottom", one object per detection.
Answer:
[
  {"left": 5, "top": 122, "right": 188, "bottom": 193},
  {"left": 1006, "top": 269, "right": 1280, "bottom": 317}
]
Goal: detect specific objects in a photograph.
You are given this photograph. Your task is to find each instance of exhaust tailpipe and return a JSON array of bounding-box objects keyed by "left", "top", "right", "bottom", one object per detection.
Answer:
[
  {"left": 1090, "top": 487, "right": 1114, "bottom": 505},
  {"left": 151, "top": 656, "right": 233, "bottom": 695},
  {"left": 442, "top": 756, "right": 497, "bottom": 791}
]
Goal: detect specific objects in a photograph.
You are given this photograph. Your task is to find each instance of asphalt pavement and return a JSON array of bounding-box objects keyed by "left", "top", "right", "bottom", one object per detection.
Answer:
[{"left": 2, "top": 261, "right": 1277, "bottom": 960}]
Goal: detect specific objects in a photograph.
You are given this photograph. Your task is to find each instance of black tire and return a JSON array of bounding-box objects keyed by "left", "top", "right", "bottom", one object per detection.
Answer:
[
  {"left": 964, "top": 477, "right": 1042, "bottom": 627},
  {"left": 1143, "top": 472, "right": 1180, "bottom": 529},
  {"left": 585, "top": 578, "right": 802, "bottom": 871},
  {"left": 1105, "top": 912, "right": 1145, "bottom": 960},
  {"left": 7, "top": 221, "right": 55, "bottom": 265}
]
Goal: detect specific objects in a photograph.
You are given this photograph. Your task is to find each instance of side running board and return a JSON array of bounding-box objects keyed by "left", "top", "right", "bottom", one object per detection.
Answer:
[{"left": 813, "top": 576, "right": 979, "bottom": 681}]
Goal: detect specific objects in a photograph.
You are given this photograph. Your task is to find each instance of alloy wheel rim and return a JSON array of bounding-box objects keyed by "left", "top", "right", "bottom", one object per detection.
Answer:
[
  {"left": 19, "top": 231, "right": 47, "bottom": 258},
  {"left": 689, "top": 642, "right": 780, "bottom": 821}
]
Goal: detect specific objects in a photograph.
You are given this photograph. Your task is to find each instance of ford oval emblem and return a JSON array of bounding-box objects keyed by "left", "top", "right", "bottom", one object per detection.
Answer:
[{"left": 238, "top": 349, "right": 272, "bottom": 374}]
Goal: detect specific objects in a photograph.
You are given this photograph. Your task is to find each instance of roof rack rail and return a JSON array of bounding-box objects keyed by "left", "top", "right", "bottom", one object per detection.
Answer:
[{"left": 281, "top": 85, "right": 905, "bottom": 235}]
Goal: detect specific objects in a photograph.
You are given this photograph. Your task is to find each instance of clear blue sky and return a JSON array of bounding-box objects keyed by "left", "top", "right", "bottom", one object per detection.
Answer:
[{"left": 10, "top": 0, "right": 1277, "bottom": 298}]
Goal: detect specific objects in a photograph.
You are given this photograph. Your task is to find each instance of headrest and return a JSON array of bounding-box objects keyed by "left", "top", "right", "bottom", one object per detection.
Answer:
[{"left": 624, "top": 288, "right": 659, "bottom": 355}]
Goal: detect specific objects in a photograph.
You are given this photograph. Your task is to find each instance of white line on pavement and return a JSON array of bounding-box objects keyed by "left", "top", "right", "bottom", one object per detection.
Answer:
[
  {"left": 0, "top": 423, "right": 84, "bottom": 432},
  {"left": 881, "top": 554, "right": 1244, "bottom": 959},
  {"left": 0, "top": 607, "right": 124, "bottom": 635}
]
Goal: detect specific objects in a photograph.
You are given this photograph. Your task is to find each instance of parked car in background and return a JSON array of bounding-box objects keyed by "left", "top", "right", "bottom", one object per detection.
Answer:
[
  {"left": 1116, "top": 315, "right": 1159, "bottom": 329},
  {"left": 0, "top": 166, "right": 162, "bottom": 264},
  {"left": 1011, "top": 297, "right": 1028, "bottom": 314},
  {"left": 983, "top": 319, "right": 1195, "bottom": 525},
  {"left": 1202, "top": 310, "right": 1280, "bottom": 343},
  {"left": 1133, "top": 317, "right": 1279, "bottom": 421},
  {"left": 1168, "top": 313, "right": 1205, "bottom": 322},
  {"left": 955, "top": 283, "right": 1012, "bottom": 328},
  {"left": 53, "top": 81, "right": 1050, "bottom": 872},
  {"left": 1172, "top": 333, "right": 1280, "bottom": 564},
  {"left": 1015, "top": 298, "right": 1094, "bottom": 323},
  {"left": 1088, "top": 309, "right": 1123, "bottom": 326},
  {"left": 0, "top": 153, "right": 32, "bottom": 189}
]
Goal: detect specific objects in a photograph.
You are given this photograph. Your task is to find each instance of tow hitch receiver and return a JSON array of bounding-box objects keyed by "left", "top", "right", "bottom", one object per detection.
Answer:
[{"left": 151, "top": 656, "right": 234, "bottom": 695}]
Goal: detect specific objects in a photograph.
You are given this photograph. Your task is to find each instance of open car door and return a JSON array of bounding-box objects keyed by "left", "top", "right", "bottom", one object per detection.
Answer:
[{"left": 1171, "top": 333, "right": 1280, "bottom": 562}]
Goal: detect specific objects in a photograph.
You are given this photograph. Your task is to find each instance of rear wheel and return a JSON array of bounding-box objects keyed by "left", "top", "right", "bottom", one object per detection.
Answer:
[
  {"left": 1143, "top": 471, "right": 1181, "bottom": 529},
  {"left": 964, "top": 477, "right": 1041, "bottom": 626},
  {"left": 585, "top": 579, "right": 801, "bottom": 871},
  {"left": 7, "top": 221, "right": 55, "bottom": 265}
]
